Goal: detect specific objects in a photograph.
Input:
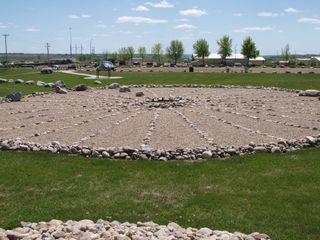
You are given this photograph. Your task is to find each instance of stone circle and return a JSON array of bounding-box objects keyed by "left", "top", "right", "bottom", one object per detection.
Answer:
[{"left": 0, "top": 85, "right": 319, "bottom": 160}]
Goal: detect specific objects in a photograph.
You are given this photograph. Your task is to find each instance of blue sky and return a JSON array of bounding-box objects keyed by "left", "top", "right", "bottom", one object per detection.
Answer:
[{"left": 1, "top": 0, "right": 320, "bottom": 55}]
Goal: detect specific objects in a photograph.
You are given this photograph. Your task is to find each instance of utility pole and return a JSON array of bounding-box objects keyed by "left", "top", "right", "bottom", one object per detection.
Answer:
[
  {"left": 2, "top": 34, "right": 9, "bottom": 64},
  {"left": 74, "top": 44, "right": 78, "bottom": 55},
  {"left": 69, "top": 27, "right": 73, "bottom": 58},
  {"left": 80, "top": 44, "right": 83, "bottom": 56},
  {"left": 89, "top": 39, "right": 92, "bottom": 55},
  {"left": 45, "top": 42, "right": 50, "bottom": 64}
]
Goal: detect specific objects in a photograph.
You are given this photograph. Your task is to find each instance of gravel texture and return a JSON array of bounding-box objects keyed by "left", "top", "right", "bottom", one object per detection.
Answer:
[{"left": 0, "top": 85, "right": 319, "bottom": 159}]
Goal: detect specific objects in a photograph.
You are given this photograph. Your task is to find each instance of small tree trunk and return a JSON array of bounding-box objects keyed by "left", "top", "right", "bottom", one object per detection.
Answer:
[{"left": 202, "top": 56, "right": 205, "bottom": 67}]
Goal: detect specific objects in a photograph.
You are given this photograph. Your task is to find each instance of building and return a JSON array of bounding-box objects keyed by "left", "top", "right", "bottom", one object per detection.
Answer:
[
  {"left": 192, "top": 53, "right": 265, "bottom": 66},
  {"left": 296, "top": 58, "right": 311, "bottom": 66},
  {"left": 249, "top": 56, "right": 266, "bottom": 66},
  {"left": 311, "top": 57, "right": 320, "bottom": 67}
]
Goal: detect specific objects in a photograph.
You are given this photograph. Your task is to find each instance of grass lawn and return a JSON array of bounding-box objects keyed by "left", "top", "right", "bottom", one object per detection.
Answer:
[
  {"left": 0, "top": 68, "right": 320, "bottom": 96},
  {"left": 0, "top": 148, "right": 320, "bottom": 240}
]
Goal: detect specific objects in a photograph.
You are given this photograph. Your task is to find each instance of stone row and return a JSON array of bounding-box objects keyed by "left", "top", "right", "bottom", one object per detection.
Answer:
[
  {"left": 0, "top": 219, "right": 271, "bottom": 240},
  {"left": 1, "top": 135, "right": 318, "bottom": 161}
]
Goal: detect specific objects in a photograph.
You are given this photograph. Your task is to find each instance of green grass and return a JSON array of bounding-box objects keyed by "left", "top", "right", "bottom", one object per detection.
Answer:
[
  {"left": 0, "top": 148, "right": 320, "bottom": 240},
  {"left": 0, "top": 68, "right": 320, "bottom": 96}
]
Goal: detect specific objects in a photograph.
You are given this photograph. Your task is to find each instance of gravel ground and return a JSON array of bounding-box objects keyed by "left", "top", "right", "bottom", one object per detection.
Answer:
[{"left": 0, "top": 87, "right": 319, "bottom": 150}]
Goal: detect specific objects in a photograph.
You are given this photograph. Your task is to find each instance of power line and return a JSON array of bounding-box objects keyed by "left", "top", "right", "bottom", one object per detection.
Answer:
[
  {"left": 45, "top": 42, "right": 50, "bottom": 63},
  {"left": 2, "top": 34, "right": 9, "bottom": 64}
]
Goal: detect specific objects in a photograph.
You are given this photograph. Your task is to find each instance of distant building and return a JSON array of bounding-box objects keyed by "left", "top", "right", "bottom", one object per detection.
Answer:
[
  {"left": 192, "top": 53, "right": 265, "bottom": 66},
  {"left": 311, "top": 56, "right": 320, "bottom": 67},
  {"left": 296, "top": 58, "right": 311, "bottom": 66}
]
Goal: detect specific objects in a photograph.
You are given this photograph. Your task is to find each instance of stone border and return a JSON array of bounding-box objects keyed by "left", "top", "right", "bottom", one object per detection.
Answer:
[
  {"left": 0, "top": 219, "right": 271, "bottom": 240},
  {"left": 0, "top": 84, "right": 319, "bottom": 160}
]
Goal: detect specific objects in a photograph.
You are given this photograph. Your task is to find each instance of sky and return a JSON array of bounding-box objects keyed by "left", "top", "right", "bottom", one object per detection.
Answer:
[{"left": 1, "top": 0, "right": 320, "bottom": 55}]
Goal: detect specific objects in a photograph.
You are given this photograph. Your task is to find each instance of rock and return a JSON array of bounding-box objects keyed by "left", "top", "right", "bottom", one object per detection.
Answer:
[
  {"left": 6, "top": 92, "right": 22, "bottom": 102},
  {"left": 52, "top": 230, "right": 66, "bottom": 238},
  {"left": 55, "top": 80, "right": 65, "bottom": 87},
  {"left": 102, "top": 151, "right": 110, "bottom": 158},
  {"left": 201, "top": 150, "right": 212, "bottom": 159},
  {"left": 36, "top": 81, "right": 47, "bottom": 87},
  {"left": 55, "top": 86, "right": 68, "bottom": 94},
  {"left": 74, "top": 84, "right": 88, "bottom": 91},
  {"left": 197, "top": 227, "right": 213, "bottom": 236},
  {"left": 271, "top": 146, "right": 281, "bottom": 153},
  {"left": 14, "top": 79, "right": 24, "bottom": 84},
  {"left": 306, "top": 136, "right": 317, "bottom": 144},
  {"left": 94, "top": 80, "right": 102, "bottom": 85},
  {"left": 82, "top": 148, "right": 91, "bottom": 155},
  {"left": 0, "top": 78, "right": 8, "bottom": 83},
  {"left": 254, "top": 146, "right": 267, "bottom": 152},
  {"left": 302, "top": 89, "right": 320, "bottom": 97},
  {"left": 25, "top": 80, "right": 35, "bottom": 85},
  {"left": 108, "top": 83, "right": 120, "bottom": 89},
  {"left": 115, "top": 235, "right": 130, "bottom": 240},
  {"left": 119, "top": 86, "right": 130, "bottom": 93},
  {"left": 136, "top": 92, "right": 144, "bottom": 97}
]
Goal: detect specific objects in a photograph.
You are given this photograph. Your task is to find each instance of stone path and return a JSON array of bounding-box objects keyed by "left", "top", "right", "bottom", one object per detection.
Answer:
[{"left": 60, "top": 70, "right": 124, "bottom": 80}]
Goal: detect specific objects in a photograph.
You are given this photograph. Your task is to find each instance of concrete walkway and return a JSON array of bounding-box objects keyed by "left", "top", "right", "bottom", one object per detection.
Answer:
[{"left": 60, "top": 70, "right": 123, "bottom": 80}]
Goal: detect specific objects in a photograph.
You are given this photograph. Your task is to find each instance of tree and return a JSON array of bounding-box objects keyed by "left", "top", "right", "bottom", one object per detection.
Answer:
[
  {"left": 127, "top": 46, "right": 135, "bottom": 65},
  {"left": 282, "top": 44, "right": 291, "bottom": 61},
  {"left": 138, "top": 46, "right": 147, "bottom": 60},
  {"left": 217, "top": 35, "right": 232, "bottom": 65},
  {"left": 118, "top": 47, "right": 130, "bottom": 62},
  {"left": 109, "top": 52, "right": 118, "bottom": 62},
  {"left": 193, "top": 39, "right": 210, "bottom": 66},
  {"left": 241, "top": 37, "right": 260, "bottom": 64},
  {"left": 102, "top": 51, "right": 109, "bottom": 61},
  {"left": 166, "top": 40, "right": 184, "bottom": 65},
  {"left": 152, "top": 43, "right": 163, "bottom": 64}
]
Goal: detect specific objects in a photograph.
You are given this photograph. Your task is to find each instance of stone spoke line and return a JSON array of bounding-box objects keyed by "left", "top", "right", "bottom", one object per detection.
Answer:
[
  {"left": 17, "top": 108, "right": 141, "bottom": 141},
  {"left": 189, "top": 109, "right": 282, "bottom": 141},
  {"left": 203, "top": 98, "right": 320, "bottom": 125},
  {"left": 141, "top": 109, "right": 161, "bottom": 148},
  {"left": 75, "top": 109, "right": 146, "bottom": 145},
  {"left": 172, "top": 109, "right": 215, "bottom": 145},
  {"left": 0, "top": 104, "right": 129, "bottom": 132},
  {"left": 201, "top": 105, "right": 319, "bottom": 132}
]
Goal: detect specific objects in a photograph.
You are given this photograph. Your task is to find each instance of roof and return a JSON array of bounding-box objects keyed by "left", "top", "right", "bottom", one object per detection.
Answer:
[
  {"left": 250, "top": 56, "right": 265, "bottom": 61},
  {"left": 311, "top": 56, "right": 320, "bottom": 61},
  {"left": 296, "top": 58, "right": 311, "bottom": 61}
]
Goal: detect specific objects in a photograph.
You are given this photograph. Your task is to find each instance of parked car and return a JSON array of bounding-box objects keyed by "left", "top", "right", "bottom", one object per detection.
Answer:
[
  {"left": 99, "top": 61, "right": 115, "bottom": 71},
  {"left": 40, "top": 68, "right": 53, "bottom": 74}
]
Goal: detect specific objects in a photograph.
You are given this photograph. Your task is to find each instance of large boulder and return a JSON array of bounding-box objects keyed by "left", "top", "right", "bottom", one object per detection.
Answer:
[
  {"left": 299, "top": 89, "right": 320, "bottom": 97},
  {"left": 41, "top": 68, "right": 53, "bottom": 74},
  {"left": 37, "top": 81, "right": 47, "bottom": 87},
  {"left": 15, "top": 79, "right": 24, "bottom": 84},
  {"left": 136, "top": 92, "right": 144, "bottom": 97},
  {"left": 74, "top": 84, "right": 88, "bottom": 91},
  {"left": 119, "top": 85, "right": 130, "bottom": 93},
  {"left": 25, "top": 80, "right": 35, "bottom": 85},
  {"left": 108, "top": 83, "right": 120, "bottom": 89},
  {"left": 55, "top": 80, "right": 65, "bottom": 87},
  {"left": 6, "top": 92, "right": 22, "bottom": 102},
  {"left": 0, "top": 78, "right": 8, "bottom": 83},
  {"left": 55, "top": 86, "right": 68, "bottom": 94}
]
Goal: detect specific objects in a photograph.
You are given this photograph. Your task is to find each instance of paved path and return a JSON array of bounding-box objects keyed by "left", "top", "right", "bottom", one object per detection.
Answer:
[{"left": 60, "top": 70, "right": 123, "bottom": 80}]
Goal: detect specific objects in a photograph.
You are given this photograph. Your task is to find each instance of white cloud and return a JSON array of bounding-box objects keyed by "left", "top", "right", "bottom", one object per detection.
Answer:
[
  {"left": 25, "top": 27, "right": 40, "bottom": 32},
  {"left": 69, "top": 14, "right": 91, "bottom": 19},
  {"left": 145, "top": 0, "right": 174, "bottom": 8},
  {"left": 233, "top": 13, "right": 243, "bottom": 17},
  {"left": 174, "top": 24, "right": 196, "bottom": 29},
  {"left": 298, "top": 18, "right": 320, "bottom": 24},
  {"left": 117, "top": 16, "right": 168, "bottom": 24},
  {"left": 200, "top": 31, "right": 211, "bottom": 34},
  {"left": 179, "top": 36, "right": 193, "bottom": 40},
  {"left": 81, "top": 14, "right": 91, "bottom": 18},
  {"left": 284, "top": 8, "right": 301, "bottom": 13},
  {"left": 133, "top": 5, "right": 149, "bottom": 11},
  {"left": 180, "top": 8, "right": 207, "bottom": 17},
  {"left": 315, "top": 27, "right": 320, "bottom": 30},
  {"left": 234, "top": 26, "right": 274, "bottom": 33},
  {"left": 257, "top": 12, "right": 279, "bottom": 17},
  {"left": 278, "top": 30, "right": 284, "bottom": 33},
  {"left": 0, "top": 25, "right": 8, "bottom": 29},
  {"left": 68, "top": 15, "right": 80, "bottom": 19}
]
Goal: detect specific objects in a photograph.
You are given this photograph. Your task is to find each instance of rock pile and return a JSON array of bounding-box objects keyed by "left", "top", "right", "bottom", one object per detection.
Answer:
[
  {"left": 0, "top": 135, "right": 319, "bottom": 160},
  {"left": 143, "top": 96, "right": 193, "bottom": 109},
  {"left": 0, "top": 219, "right": 271, "bottom": 240}
]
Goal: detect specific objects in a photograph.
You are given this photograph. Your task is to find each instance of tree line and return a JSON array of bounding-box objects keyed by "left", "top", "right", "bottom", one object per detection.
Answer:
[{"left": 79, "top": 36, "right": 261, "bottom": 66}]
